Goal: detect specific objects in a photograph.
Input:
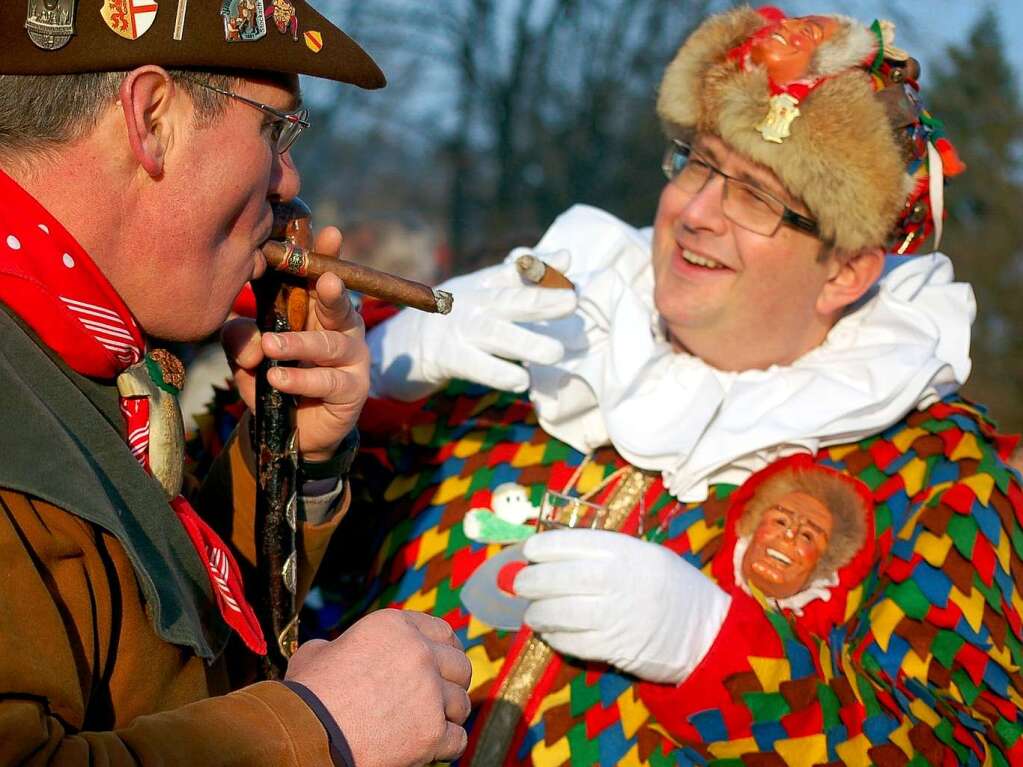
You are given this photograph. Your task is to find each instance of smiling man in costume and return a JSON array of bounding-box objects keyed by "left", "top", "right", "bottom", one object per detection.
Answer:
[
  {"left": 347, "top": 5, "right": 1023, "bottom": 765},
  {"left": 0, "top": 3, "right": 472, "bottom": 766}
]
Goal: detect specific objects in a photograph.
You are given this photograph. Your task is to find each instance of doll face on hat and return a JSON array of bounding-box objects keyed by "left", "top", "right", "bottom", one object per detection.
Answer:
[
  {"left": 749, "top": 15, "right": 840, "bottom": 85},
  {"left": 741, "top": 490, "right": 832, "bottom": 598}
]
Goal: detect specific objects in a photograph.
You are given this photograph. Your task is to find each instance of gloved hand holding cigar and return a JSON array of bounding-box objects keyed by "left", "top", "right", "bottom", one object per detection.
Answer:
[{"left": 368, "top": 249, "right": 577, "bottom": 401}]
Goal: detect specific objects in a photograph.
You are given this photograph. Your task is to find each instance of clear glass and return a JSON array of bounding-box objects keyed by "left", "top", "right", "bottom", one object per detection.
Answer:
[
  {"left": 661, "top": 140, "right": 818, "bottom": 237},
  {"left": 536, "top": 490, "right": 608, "bottom": 531}
]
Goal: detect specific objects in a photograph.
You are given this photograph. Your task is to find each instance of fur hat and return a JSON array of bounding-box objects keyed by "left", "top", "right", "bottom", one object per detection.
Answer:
[{"left": 657, "top": 6, "right": 963, "bottom": 253}]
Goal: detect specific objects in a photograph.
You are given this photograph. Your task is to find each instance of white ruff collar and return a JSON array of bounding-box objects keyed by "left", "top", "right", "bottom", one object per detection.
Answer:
[{"left": 522, "top": 206, "right": 975, "bottom": 502}]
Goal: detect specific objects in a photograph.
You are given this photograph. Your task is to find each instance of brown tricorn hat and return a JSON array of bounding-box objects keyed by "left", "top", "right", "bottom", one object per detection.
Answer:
[{"left": 0, "top": 1, "right": 384, "bottom": 89}]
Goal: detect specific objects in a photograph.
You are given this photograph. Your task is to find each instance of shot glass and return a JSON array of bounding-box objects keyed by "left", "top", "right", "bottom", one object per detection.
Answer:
[{"left": 536, "top": 490, "right": 608, "bottom": 531}]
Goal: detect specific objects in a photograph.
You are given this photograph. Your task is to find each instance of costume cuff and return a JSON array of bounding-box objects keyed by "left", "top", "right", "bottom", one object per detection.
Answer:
[
  {"left": 298, "top": 429, "right": 359, "bottom": 525},
  {"left": 299, "top": 479, "right": 345, "bottom": 525},
  {"left": 637, "top": 593, "right": 780, "bottom": 742},
  {"left": 281, "top": 680, "right": 355, "bottom": 767}
]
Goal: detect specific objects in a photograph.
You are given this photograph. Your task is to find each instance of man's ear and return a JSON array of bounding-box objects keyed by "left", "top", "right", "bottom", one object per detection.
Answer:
[
  {"left": 118, "top": 66, "right": 177, "bottom": 179},
  {"left": 817, "top": 245, "right": 885, "bottom": 316}
]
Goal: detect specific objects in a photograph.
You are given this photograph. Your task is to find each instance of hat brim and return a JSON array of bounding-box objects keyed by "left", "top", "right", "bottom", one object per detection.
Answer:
[{"left": 0, "top": 2, "right": 384, "bottom": 89}]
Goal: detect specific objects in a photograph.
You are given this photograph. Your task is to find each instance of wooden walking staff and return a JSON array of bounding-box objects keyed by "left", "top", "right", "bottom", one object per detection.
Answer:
[
  {"left": 251, "top": 198, "right": 311, "bottom": 680},
  {"left": 253, "top": 201, "right": 455, "bottom": 679}
]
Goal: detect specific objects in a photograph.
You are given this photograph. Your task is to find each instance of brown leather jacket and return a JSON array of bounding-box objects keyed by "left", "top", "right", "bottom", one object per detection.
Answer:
[{"left": 0, "top": 309, "right": 346, "bottom": 765}]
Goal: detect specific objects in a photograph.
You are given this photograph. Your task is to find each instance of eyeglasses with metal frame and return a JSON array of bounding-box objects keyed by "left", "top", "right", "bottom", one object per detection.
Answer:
[
  {"left": 178, "top": 76, "right": 310, "bottom": 155},
  {"left": 661, "top": 139, "right": 819, "bottom": 238}
]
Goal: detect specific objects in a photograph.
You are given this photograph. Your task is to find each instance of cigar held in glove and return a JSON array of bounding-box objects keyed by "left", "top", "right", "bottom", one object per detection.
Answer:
[{"left": 515, "top": 254, "right": 575, "bottom": 290}]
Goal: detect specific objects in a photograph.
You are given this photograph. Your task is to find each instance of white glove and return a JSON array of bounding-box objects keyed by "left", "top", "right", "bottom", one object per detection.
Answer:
[
  {"left": 367, "top": 250, "right": 578, "bottom": 401},
  {"left": 516, "top": 529, "right": 731, "bottom": 684}
]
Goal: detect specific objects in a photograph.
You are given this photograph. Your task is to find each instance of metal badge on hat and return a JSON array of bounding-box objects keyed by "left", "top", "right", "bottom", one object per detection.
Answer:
[
  {"left": 220, "top": 0, "right": 265, "bottom": 42},
  {"left": 172, "top": 0, "right": 185, "bottom": 40},
  {"left": 25, "top": 0, "right": 78, "bottom": 50},
  {"left": 101, "top": 0, "right": 159, "bottom": 41}
]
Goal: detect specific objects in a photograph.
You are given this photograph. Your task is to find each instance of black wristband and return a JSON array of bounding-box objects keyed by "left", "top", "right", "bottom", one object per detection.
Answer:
[
  {"left": 299, "top": 428, "right": 360, "bottom": 483},
  {"left": 281, "top": 680, "right": 356, "bottom": 767}
]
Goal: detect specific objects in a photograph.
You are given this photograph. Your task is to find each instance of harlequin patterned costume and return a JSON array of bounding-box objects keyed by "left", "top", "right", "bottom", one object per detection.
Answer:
[
  {"left": 332, "top": 383, "right": 1023, "bottom": 765},
  {"left": 328, "top": 6, "right": 1007, "bottom": 764}
]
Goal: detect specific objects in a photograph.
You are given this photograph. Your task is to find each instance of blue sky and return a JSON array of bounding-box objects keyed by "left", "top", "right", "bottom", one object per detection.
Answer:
[{"left": 777, "top": 1, "right": 1021, "bottom": 92}]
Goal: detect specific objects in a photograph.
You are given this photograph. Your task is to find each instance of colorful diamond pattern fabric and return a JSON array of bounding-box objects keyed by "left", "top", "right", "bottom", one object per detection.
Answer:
[{"left": 318, "top": 385, "right": 1023, "bottom": 766}]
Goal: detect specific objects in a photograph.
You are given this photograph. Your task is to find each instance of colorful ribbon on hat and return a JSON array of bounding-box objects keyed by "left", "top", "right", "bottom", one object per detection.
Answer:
[{"left": 865, "top": 19, "right": 966, "bottom": 253}]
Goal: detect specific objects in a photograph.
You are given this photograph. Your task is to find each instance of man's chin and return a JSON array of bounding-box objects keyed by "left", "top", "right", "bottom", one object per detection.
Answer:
[{"left": 184, "top": 304, "right": 240, "bottom": 343}]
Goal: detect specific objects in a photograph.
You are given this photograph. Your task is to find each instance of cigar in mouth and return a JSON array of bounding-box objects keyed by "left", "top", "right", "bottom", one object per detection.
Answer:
[
  {"left": 262, "top": 240, "right": 453, "bottom": 315},
  {"left": 515, "top": 254, "right": 574, "bottom": 290}
]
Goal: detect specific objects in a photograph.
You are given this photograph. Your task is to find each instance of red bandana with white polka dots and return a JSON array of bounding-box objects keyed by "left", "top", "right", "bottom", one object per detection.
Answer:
[
  {"left": 0, "top": 169, "right": 267, "bottom": 656},
  {"left": 0, "top": 169, "right": 145, "bottom": 376}
]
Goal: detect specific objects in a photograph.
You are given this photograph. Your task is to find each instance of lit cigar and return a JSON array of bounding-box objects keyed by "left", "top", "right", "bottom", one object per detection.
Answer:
[
  {"left": 262, "top": 240, "right": 453, "bottom": 315},
  {"left": 515, "top": 254, "right": 574, "bottom": 290}
]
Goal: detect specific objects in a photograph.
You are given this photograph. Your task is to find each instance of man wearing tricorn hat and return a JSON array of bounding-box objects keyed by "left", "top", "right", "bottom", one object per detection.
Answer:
[
  {"left": 354, "top": 5, "right": 1023, "bottom": 764},
  {"left": 0, "top": 3, "right": 471, "bottom": 765}
]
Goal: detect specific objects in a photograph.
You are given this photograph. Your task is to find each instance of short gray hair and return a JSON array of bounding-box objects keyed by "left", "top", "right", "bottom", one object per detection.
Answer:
[{"left": 0, "top": 70, "right": 234, "bottom": 157}]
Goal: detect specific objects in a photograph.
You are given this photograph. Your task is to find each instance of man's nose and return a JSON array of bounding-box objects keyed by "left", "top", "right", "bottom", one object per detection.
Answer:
[
  {"left": 270, "top": 148, "right": 301, "bottom": 203},
  {"left": 678, "top": 172, "right": 728, "bottom": 236},
  {"left": 790, "top": 34, "right": 810, "bottom": 50}
]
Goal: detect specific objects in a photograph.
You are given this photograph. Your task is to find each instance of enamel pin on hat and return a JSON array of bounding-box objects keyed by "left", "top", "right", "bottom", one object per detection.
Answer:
[
  {"left": 266, "top": 0, "right": 298, "bottom": 41},
  {"left": 221, "top": 0, "right": 266, "bottom": 42},
  {"left": 101, "top": 0, "right": 159, "bottom": 41},
  {"left": 303, "top": 29, "right": 321, "bottom": 53}
]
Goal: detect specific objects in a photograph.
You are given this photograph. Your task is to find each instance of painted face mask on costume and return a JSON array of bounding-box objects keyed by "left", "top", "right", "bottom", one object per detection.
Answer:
[
  {"left": 749, "top": 15, "right": 840, "bottom": 85},
  {"left": 741, "top": 491, "right": 833, "bottom": 598}
]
